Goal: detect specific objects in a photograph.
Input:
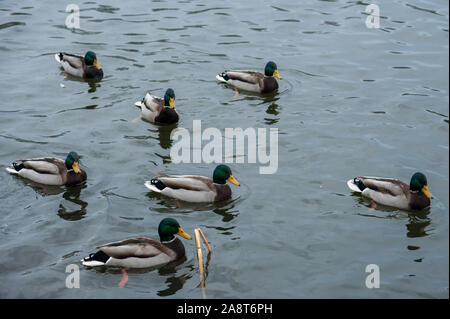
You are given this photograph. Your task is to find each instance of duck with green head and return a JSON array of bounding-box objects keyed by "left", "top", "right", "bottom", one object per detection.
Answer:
[
  {"left": 216, "top": 61, "right": 282, "bottom": 93},
  {"left": 347, "top": 172, "right": 433, "bottom": 210},
  {"left": 134, "top": 88, "right": 179, "bottom": 124},
  {"left": 55, "top": 51, "right": 103, "bottom": 79},
  {"left": 144, "top": 164, "right": 240, "bottom": 203},
  {"left": 5, "top": 151, "right": 87, "bottom": 186},
  {"left": 82, "top": 218, "right": 192, "bottom": 268}
]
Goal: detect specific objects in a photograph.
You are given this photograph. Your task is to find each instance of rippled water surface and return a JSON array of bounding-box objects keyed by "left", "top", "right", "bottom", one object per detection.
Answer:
[{"left": 0, "top": 0, "right": 448, "bottom": 298}]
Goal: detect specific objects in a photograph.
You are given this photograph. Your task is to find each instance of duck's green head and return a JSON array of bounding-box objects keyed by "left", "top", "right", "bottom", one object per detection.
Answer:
[
  {"left": 85, "top": 51, "right": 101, "bottom": 69},
  {"left": 158, "top": 218, "right": 191, "bottom": 242},
  {"left": 410, "top": 172, "right": 433, "bottom": 198},
  {"left": 164, "top": 88, "right": 176, "bottom": 109},
  {"left": 65, "top": 151, "right": 82, "bottom": 174},
  {"left": 213, "top": 165, "right": 240, "bottom": 186},
  {"left": 265, "top": 61, "right": 282, "bottom": 79}
]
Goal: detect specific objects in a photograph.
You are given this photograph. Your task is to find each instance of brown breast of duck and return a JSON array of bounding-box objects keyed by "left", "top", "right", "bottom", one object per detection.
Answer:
[
  {"left": 213, "top": 183, "right": 232, "bottom": 202},
  {"left": 163, "top": 237, "right": 185, "bottom": 260}
]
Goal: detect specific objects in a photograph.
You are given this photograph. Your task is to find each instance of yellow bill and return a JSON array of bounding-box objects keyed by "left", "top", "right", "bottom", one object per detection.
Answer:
[
  {"left": 169, "top": 97, "right": 176, "bottom": 108},
  {"left": 177, "top": 227, "right": 192, "bottom": 240},
  {"left": 72, "top": 161, "right": 81, "bottom": 174},
  {"left": 273, "top": 69, "right": 282, "bottom": 79},
  {"left": 422, "top": 185, "right": 433, "bottom": 199},
  {"left": 93, "top": 59, "right": 102, "bottom": 69},
  {"left": 227, "top": 175, "right": 240, "bottom": 186}
]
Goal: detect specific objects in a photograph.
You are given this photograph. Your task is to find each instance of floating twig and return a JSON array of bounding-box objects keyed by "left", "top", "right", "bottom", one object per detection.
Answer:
[
  {"left": 195, "top": 229, "right": 205, "bottom": 288},
  {"left": 194, "top": 228, "right": 212, "bottom": 296},
  {"left": 197, "top": 228, "right": 211, "bottom": 253}
]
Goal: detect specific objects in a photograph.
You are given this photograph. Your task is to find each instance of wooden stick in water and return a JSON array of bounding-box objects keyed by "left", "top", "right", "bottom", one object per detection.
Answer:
[{"left": 197, "top": 228, "right": 212, "bottom": 253}]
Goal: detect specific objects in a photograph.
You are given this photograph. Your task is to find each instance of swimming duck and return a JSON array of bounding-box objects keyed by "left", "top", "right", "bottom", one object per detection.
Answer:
[
  {"left": 5, "top": 152, "right": 86, "bottom": 186},
  {"left": 134, "top": 88, "right": 179, "bottom": 124},
  {"left": 82, "top": 218, "right": 191, "bottom": 268},
  {"left": 347, "top": 172, "right": 433, "bottom": 210},
  {"left": 216, "top": 61, "right": 282, "bottom": 93},
  {"left": 55, "top": 51, "right": 103, "bottom": 79},
  {"left": 144, "top": 165, "right": 240, "bottom": 203}
]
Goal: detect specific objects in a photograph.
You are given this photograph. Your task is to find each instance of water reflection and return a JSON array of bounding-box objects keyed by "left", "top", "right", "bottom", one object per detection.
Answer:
[
  {"left": 266, "top": 103, "right": 280, "bottom": 116},
  {"left": 84, "top": 256, "right": 193, "bottom": 296},
  {"left": 223, "top": 90, "right": 281, "bottom": 125},
  {"left": 212, "top": 200, "right": 240, "bottom": 222},
  {"left": 206, "top": 224, "right": 236, "bottom": 236},
  {"left": 57, "top": 69, "right": 102, "bottom": 92},
  {"left": 355, "top": 196, "right": 432, "bottom": 239},
  {"left": 157, "top": 257, "right": 193, "bottom": 296},
  {"left": 88, "top": 81, "right": 101, "bottom": 93},
  {"left": 232, "top": 90, "right": 280, "bottom": 106},
  {"left": 157, "top": 273, "right": 192, "bottom": 296},
  {"left": 147, "top": 191, "right": 241, "bottom": 222},
  {"left": 256, "top": 93, "right": 280, "bottom": 106},
  {"left": 354, "top": 196, "right": 397, "bottom": 213},
  {"left": 156, "top": 123, "right": 178, "bottom": 149},
  {"left": 7, "top": 174, "right": 88, "bottom": 220},
  {"left": 9, "top": 176, "right": 65, "bottom": 196},
  {"left": 264, "top": 103, "right": 281, "bottom": 125},
  {"left": 57, "top": 184, "right": 88, "bottom": 221},
  {"left": 125, "top": 123, "right": 177, "bottom": 150}
]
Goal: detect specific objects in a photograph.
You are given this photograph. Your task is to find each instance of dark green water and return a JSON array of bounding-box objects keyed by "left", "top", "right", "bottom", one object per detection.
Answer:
[{"left": 0, "top": 0, "right": 448, "bottom": 298}]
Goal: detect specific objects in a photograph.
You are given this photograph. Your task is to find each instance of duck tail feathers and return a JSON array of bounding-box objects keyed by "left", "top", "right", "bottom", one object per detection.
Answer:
[
  {"left": 144, "top": 179, "right": 166, "bottom": 192},
  {"left": 54, "top": 52, "right": 64, "bottom": 63},
  {"left": 347, "top": 178, "right": 366, "bottom": 192},
  {"left": 82, "top": 250, "right": 110, "bottom": 267},
  {"left": 5, "top": 167, "right": 19, "bottom": 175},
  {"left": 216, "top": 72, "right": 228, "bottom": 82},
  {"left": 6, "top": 162, "right": 24, "bottom": 175}
]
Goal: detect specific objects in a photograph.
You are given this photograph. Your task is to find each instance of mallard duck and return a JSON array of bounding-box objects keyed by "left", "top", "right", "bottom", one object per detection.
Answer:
[
  {"left": 134, "top": 88, "right": 178, "bottom": 124},
  {"left": 144, "top": 165, "right": 240, "bottom": 203},
  {"left": 216, "top": 61, "right": 282, "bottom": 93},
  {"left": 5, "top": 152, "right": 86, "bottom": 186},
  {"left": 54, "top": 51, "right": 103, "bottom": 79},
  {"left": 347, "top": 172, "right": 433, "bottom": 210},
  {"left": 82, "top": 218, "right": 192, "bottom": 268}
]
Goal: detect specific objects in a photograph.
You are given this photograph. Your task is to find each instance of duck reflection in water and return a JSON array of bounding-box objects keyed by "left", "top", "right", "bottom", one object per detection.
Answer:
[
  {"left": 88, "top": 81, "right": 101, "bottom": 93},
  {"left": 406, "top": 210, "right": 431, "bottom": 238},
  {"left": 158, "top": 246, "right": 212, "bottom": 296},
  {"left": 157, "top": 257, "right": 194, "bottom": 297},
  {"left": 57, "top": 71, "right": 101, "bottom": 93},
  {"left": 146, "top": 191, "right": 240, "bottom": 223},
  {"left": 157, "top": 123, "right": 178, "bottom": 149},
  {"left": 58, "top": 184, "right": 88, "bottom": 221},
  {"left": 231, "top": 89, "right": 279, "bottom": 104},
  {"left": 228, "top": 90, "right": 281, "bottom": 125},
  {"left": 356, "top": 197, "right": 432, "bottom": 241},
  {"left": 128, "top": 123, "right": 178, "bottom": 150},
  {"left": 213, "top": 200, "right": 240, "bottom": 222},
  {"left": 85, "top": 256, "right": 195, "bottom": 295}
]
